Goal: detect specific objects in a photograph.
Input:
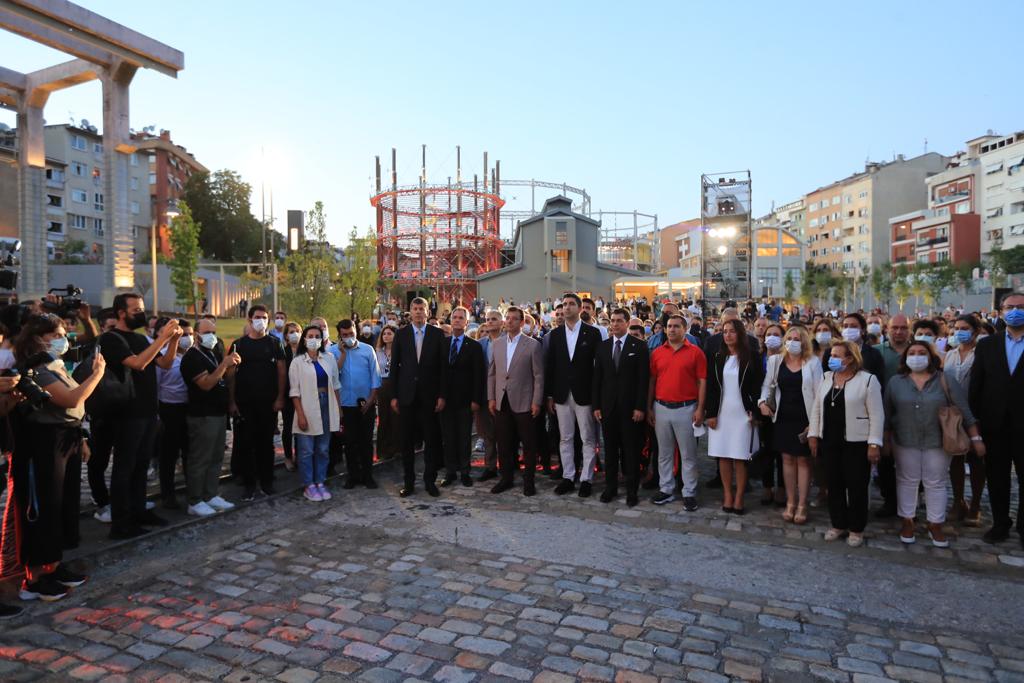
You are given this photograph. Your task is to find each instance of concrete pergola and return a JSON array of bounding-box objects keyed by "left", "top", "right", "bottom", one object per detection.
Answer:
[{"left": 0, "top": 0, "right": 183, "bottom": 298}]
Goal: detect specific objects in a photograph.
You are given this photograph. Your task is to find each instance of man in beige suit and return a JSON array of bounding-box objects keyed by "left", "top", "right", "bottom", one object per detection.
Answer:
[{"left": 488, "top": 306, "right": 545, "bottom": 496}]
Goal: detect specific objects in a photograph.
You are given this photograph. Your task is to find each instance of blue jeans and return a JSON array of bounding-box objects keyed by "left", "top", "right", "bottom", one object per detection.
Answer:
[{"left": 296, "top": 392, "right": 331, "bottom": 486}]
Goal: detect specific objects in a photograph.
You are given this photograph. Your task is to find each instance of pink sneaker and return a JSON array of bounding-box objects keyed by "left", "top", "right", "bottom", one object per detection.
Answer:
[
  {"left": 317, "top": 484, "right": 332, "bottom": 500},
  {"left": 303, "top": 485, "right": 322, "bottom": 502}
]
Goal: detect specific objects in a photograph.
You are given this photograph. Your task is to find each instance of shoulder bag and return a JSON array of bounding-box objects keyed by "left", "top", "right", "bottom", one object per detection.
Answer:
[{"left": 936, "top": 373, "right": 970, "bottom": 456}]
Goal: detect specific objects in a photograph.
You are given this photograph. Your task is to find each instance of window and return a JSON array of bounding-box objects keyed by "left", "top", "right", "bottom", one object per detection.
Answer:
[
  {"left": 987, "top": 206, "right": 1003, "bottom": 218},
  {"left": 551, "top": 249, "right": 570, "bottom": 273},
  {"left": 845, "top": 194, "right": 853, "bottom": 204},
  {"left": 46, "top": 168, "right": 65, "bottom": 182},
  {"left": 859, "top": 191, "right": 868, "bottom": 199},
  {"left": 1010, "top": 201, "right": 1024, "bottom": 215},
  {"left": 985, "top": 161, "right": 1004, "bottom": 174},
  {"left": 757, "top": 247, "right": 778, "bottom": 257},
  {"left": 1009, "top": 155, "right": 1024, "bottom": 175},
  {"left": 809, "top": 218, "right": 819, "bottom": 228},
  {"left": 148, "top": 172, "right": 156, "bottom": 185},
  {"left": 130, "top": 177, "right": 139, "bottom": 190},
  {"left": 831, "top": 196, "right": 841, "bottom": 205},
  {"left": 847, "top": 210, "right": 854, "bottom": 218},
  {"left": 46, "top": 194, "right": 62, "bottom": 207},
  {"left": 71, "top": 189, "right": 87, "bottom": 203},
  {"left": 858, "top": 208, "right": 869, "bottom": 217},
  {"left": 1010, "top": 224, "right": 1024, "bottom": 236},
  {"left": 93, "top": 218, "right": 104, "bottom": 236},
  {"left": 130, "top": 153, "right": 139, "bottom": 166},
  {"left": 93, "top": 142, "right": 103, "bottom": 154},
  {"left": 71, "top": 135, "right": 87, "bottom": 151},
  {"left": 554, "top": 220, "right": 568, "bottom": 245},
  {"left": 917, "top": 253, "right": 929, "bottom": 264},
  {"left": 48, "top": 221, "right": 63, "bottom": 234},
  {"left": 858, "top": 224, "right": 868, "bottom": 234},
  {"left": 936, "top": 207, "right": 949, "bottom": 217},
  {"left": 70, "top": 162, "right": 85, "bottom": 176},
  {"left": 92, "top": 166, "right": 101, "bottom": 179},
  {"left": 859, "top": 242, "right": 870, "bottom": 252},
  {"left": 94, "top": 193, "right": 104, "bottom": 211},
  {"left": 130, "top": 201, "right": 140, "bottom": 215},
  {"left": 937, "top": 251, "right": 950, "bottom": 262},
  {"left": 955, "top": 201, "right": 971, "bottom": 214},
  {"left": 832, "top": 212, "right": 840, "bottom": 221},
  {"left": 68, "top": 214, "right": 86, "bottom": 230}
]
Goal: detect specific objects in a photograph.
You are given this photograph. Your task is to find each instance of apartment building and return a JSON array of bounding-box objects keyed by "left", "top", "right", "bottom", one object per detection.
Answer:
[
  {"left": 42, "top": 123, "right": 152, "bottom": 262},
  {"left": 657, "top": 217, "right": 701, "bottom": 274},
  {"left": 806, "top": 153, "right": 948, "bottom": 273},
  {"left": 889, "top": 152, "right": 981, "bottom": 266},
  {"left": 973, "top": 131, "right": 1024, "bottom": 254}
]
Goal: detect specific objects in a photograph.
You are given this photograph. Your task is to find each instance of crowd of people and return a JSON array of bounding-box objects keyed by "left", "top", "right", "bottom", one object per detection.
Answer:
[{"left": 0, "top": 287, "right": 1021, "bottom": 616}]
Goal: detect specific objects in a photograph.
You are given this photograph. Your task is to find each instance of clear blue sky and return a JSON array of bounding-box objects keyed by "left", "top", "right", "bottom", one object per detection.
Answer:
[{"left": 3, "top": 0, "right": 1023, "bottom": 245}]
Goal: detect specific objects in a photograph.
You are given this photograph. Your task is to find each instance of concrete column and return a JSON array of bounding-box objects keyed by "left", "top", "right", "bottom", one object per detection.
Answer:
[
  {"left": 100, "top": 60, "right": 138, "bottom": 303},
  {"left": 15, "top": 92, "right": 48, "bottom": 298}
]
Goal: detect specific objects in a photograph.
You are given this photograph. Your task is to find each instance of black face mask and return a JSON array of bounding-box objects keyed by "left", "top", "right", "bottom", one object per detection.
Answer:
[{"left": 127, "top": 312, "right": 147, "bottom": 330}]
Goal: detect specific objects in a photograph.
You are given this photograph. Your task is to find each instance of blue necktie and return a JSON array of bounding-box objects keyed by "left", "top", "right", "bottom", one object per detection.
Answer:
[{"left": 450, "top": 337, "right": 460, "bottom": 365}]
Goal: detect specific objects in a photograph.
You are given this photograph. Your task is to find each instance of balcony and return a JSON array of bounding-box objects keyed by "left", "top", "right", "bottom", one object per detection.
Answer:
[
  {"left": 916, "top": 235, "right": 949, "bottom": 247},
  {"left": 46, "top": 178, "right": 65, "bottom": 189},
  {"left": 932, "top": 190, "right": 970, "bottom": 206}
]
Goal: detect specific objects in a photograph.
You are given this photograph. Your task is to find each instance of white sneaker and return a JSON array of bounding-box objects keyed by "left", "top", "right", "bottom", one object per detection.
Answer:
[
  {"left": 93, "top": 505, "right": 111, "bottom": 524},
  {"left": 205, "top": 496, "right": 235, "bottom": 511},
  {"left": 187, "top": 501, "right": 216, "bottom": 517},
  {"left": 145, "top": 500, "right": 156, "bottom": 510}
]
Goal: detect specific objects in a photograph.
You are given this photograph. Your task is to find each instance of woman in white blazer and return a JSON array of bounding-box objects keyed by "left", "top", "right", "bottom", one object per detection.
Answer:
[
  {"left": 288, "top": 325, "right": 342, "bottom": 503},
  {"left": 807, "top": 340, "right": 884, "bottom": 548},
  {"left": 758, "top": 325, "right": 823, "bottom": 525}
]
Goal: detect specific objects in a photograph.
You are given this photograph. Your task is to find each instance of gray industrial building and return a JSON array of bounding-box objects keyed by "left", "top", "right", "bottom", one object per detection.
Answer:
[{"left": 477, "top": 196, "right": 644, "bottom": 304}]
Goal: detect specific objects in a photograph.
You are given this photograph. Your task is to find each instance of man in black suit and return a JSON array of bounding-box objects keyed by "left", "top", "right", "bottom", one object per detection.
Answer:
[
  {"left": 592, "top": 307, "right": 650, "bottom": 506},
  {"left": 969, "top": 291, "right": 1024, "bottom": 547},
  {"left": 545, "top": 293, "right": 603, "bottom": 497},
  {"left": 441, "top": 306, "right": 485, "bottom": 488},
  {"left": 389, "top": 297, "right": 447, "bottom": 497}
]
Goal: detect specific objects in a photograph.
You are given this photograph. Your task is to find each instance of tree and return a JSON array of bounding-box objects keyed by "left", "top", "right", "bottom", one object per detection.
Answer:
[
  {"left": 953, "top": 261, "right": 978, "bottom": 306},
  {"left": 923, "top": 261, "right": 955, "bottom": 308},
  {"left": 893, "top": 263, "right": 912, "bottom": 311},
  {"left": 989, "top": 245, "right": 1024, "bottom": 287},
  {"left": 167, "top": 201, "right": 202, "bottom": 315},
  {"left": 872, "top": 262, "right": 894, "bottom": 312},
  {"left": 909, "top": 263, "right": 928, "bottom": 312},
  {"left": 856, "top": 264, "right": 871, "bottom": 310},
  {"left": 783, "top": 270, "right": 796, "bottom": 302},
  {"left": 337, "top": 227, "right": 386, "bottom": 319},
  {"left": 280, "top": 201, "right": 345, "bottom": 322}
]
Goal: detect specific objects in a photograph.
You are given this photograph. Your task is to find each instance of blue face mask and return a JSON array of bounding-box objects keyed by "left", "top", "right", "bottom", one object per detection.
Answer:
[
  {"left": 1006, "top": 308, "right": 1024, "bottom": 328},
  {"left": 827, "top": 357, "right": 845, "bottom": 373},
  {"left": 954, "top": 330, "right": 973, "bottom": 344},
  {"left": 48, "top": 336, "right": 70, "bottom": 359}
]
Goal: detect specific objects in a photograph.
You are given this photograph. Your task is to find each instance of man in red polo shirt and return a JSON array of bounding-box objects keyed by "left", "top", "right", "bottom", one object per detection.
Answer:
[{"left": 648, "top": 314, "right": 706, "bottom": 510}]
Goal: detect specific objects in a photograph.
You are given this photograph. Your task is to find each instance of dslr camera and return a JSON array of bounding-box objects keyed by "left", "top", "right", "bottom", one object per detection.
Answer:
[{"left": 0, "top": 351, "right": 54, "bottom": 414}]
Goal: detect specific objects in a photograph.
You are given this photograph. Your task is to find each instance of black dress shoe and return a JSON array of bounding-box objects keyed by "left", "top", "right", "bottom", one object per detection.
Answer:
[
  {"left": 722, "top": 506, "right": 735, "bottom": 513},
  {"left": 399, "top": 486, "right": 415, "bottom": 498},
  {"left": 478, "top": 469, "right": 498, "bottom": 482},
  {"left": 364, "top": 477, "right": 378, "bottom": 489},
  {"left": 731, "top": 507, "right": 745, "bottom": 516},
  {"left": 137, "top": 511, "right": 168, "bottom": 527},
  {"left": 490, "top": 480, "right": 513, "bottom": 494},
  {"left": 554, "top": 479, "right": 575, "bottom": 495},
  {"left": 983, "top": 525, "right": 1010, "bottom": 544},
  {"left": 461, "top": 473, "right": 473, "bottom": 487},
  {"left": 425, "top": 482, "right": 440, "bottom": 497},
  {"left": 578, "top": 482, "right": 592, "bottom": 498},
  {"left": 599, "top": 489, "right": 617, "bottom": 503},
  {"left": 523, "top": 482, "right": 536, "bottom": 497},
  {"left": 626, "top": 493, "right": 638, "bottom": 507}
]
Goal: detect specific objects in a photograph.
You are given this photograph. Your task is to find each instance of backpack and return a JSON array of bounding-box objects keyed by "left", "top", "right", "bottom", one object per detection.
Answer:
[{"left": 73, "top": 337, "right": 135, "bottom": 418}]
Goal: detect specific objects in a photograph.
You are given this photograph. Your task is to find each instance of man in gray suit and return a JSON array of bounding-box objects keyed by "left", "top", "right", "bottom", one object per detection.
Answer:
[{"left": 487, "top": 306, "right": 545, "bottom": 496}]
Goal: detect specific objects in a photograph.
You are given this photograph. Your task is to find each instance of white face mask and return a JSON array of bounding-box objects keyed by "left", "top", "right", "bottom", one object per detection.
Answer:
[
  {"left": 287, "top": 332, "right": 300, "bottom": 344},
  {"left": 361, "top": 326, "right": 372, "bottom": 336},
  {"left": 764, "top": 335, "right": 782, "bottom": 350},
  {"left": 251, "top": 318, "right": 268, "bottom": 332},
  {"left": 915, "top": 334, "right": 935, "bottom": 345},
  {"left": 274, "top": 318, "right": 285, "bottom": 329},
  {"left": 785, "top": 340, "right": 802, "bottom": 355},
  {"left": 815, "top": 331, "right": 832, "bottom": 345},
  {"left": 342, "top": 336, "right": 357, "bottom": 348},
  {"left": 906, "top": 355, "right": 930, "bottom": 372},
  {"left": 867, "top": 323, "right": 882, "bottom": 336},
  {"left": 200, "top": 332, "right": 218, "bottom": 349},
  {"left": 305, "top": 338, "right": 322, "bottom": 351},
  {"left": 523, "top": 324, "right": 533, "bottom": 335},
  {"left": 841, "top": 328, "right": 862, "bottom": 342},
  {"left": 178, "top": 335, "right": 193, "bottom": 350}
]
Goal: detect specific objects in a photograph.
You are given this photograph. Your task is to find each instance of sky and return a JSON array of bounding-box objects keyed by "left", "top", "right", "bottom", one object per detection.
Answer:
[{"left": 3, "top": 0, "right": 1024, "bottom": 246}]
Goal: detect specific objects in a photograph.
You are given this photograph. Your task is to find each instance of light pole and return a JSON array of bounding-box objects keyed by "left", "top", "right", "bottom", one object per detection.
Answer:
[{"left": 151, "top": 198, "right": 180, "bottom": 314}]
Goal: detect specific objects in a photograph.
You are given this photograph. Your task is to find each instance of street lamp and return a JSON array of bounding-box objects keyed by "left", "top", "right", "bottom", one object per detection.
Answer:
[{"left": 151, "top": 198, "right": 180, "bottom": 314}]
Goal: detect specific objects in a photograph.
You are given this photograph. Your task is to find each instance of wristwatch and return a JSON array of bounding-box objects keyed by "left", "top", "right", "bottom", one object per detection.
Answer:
[{"left": 970, "top": 436, "right": 983, "bottom": 442}]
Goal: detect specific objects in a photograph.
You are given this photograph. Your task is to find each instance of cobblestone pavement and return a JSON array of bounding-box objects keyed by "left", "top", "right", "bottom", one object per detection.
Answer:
[{"left": 2, "top": 457, "right": 1023, "bottom": 683}]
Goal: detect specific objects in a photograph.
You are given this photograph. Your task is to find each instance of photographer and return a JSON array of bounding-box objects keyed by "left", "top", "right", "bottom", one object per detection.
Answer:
[{"left": 9, "top": 314, "right": 105, "bottom": 601}]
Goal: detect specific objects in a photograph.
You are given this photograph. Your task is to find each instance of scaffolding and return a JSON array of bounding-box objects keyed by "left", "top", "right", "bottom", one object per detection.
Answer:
[{"left": 371, "top": 146, "right": 504, "bottom": 304}]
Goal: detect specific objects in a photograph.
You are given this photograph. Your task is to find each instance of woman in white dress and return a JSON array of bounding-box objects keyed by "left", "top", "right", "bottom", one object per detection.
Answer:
[{"left": 705, "top": 319, "right": 765, "bottom": 514}]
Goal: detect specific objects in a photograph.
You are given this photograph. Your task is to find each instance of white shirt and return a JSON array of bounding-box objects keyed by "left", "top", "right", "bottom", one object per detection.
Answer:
[
  {"left": 506, "top": 332, "right": 522, "bottom": 372},
  {"left": 564, "top": 320, "right": 582, "bottom": 360},
  {"left": 588, "top": 320, "right": 610, "bottom": 341}
]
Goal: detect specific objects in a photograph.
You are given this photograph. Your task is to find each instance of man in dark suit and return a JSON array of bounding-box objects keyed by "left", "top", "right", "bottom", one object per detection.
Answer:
[
  {"left": 969, "top": 291, "right": 1024, "bottom": 547},
  {"left": 545, "top": 293, "right": 603, "bottom": 497},
  {"left": 441, "top": 306, "right": 486, "bottom": 487},
  {"left": 389, "top": 297, "right": 447, "bottom": 497},
  {"left": 592, "top": 307, "right": 650, "bottom": 506}
]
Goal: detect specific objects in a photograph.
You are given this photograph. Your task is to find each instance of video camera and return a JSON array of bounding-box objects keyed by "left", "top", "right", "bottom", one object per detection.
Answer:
[{"left": 41, "top": 285, "right": 84, "bottom": 319}]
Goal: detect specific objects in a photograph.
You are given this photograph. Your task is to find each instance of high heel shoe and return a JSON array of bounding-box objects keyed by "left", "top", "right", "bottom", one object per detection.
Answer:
[
  {"left": 782, "top": 504, "right": 795, "bottom": 522},
  {"left": 793, "top": 504, "right": 808, "bottom": 525}
]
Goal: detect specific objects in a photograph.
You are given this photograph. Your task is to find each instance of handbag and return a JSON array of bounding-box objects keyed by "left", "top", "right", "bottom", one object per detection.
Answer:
[
  {"left": 936, "top": 374, "right": 970, "bottom": 456},
  {"left": 763, "top": 356, "right": 781, "bottom": 415}
]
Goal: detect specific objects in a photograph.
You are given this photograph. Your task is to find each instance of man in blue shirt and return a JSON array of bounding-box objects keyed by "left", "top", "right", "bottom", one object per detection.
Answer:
[{"left": 332, "top": 319, "right": 382, "bottom": 488}]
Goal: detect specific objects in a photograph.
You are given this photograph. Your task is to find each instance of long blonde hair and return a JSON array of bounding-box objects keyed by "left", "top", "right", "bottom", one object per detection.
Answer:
[{"left": 785, "top": 325, "right": 815, "bottom": 362}]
